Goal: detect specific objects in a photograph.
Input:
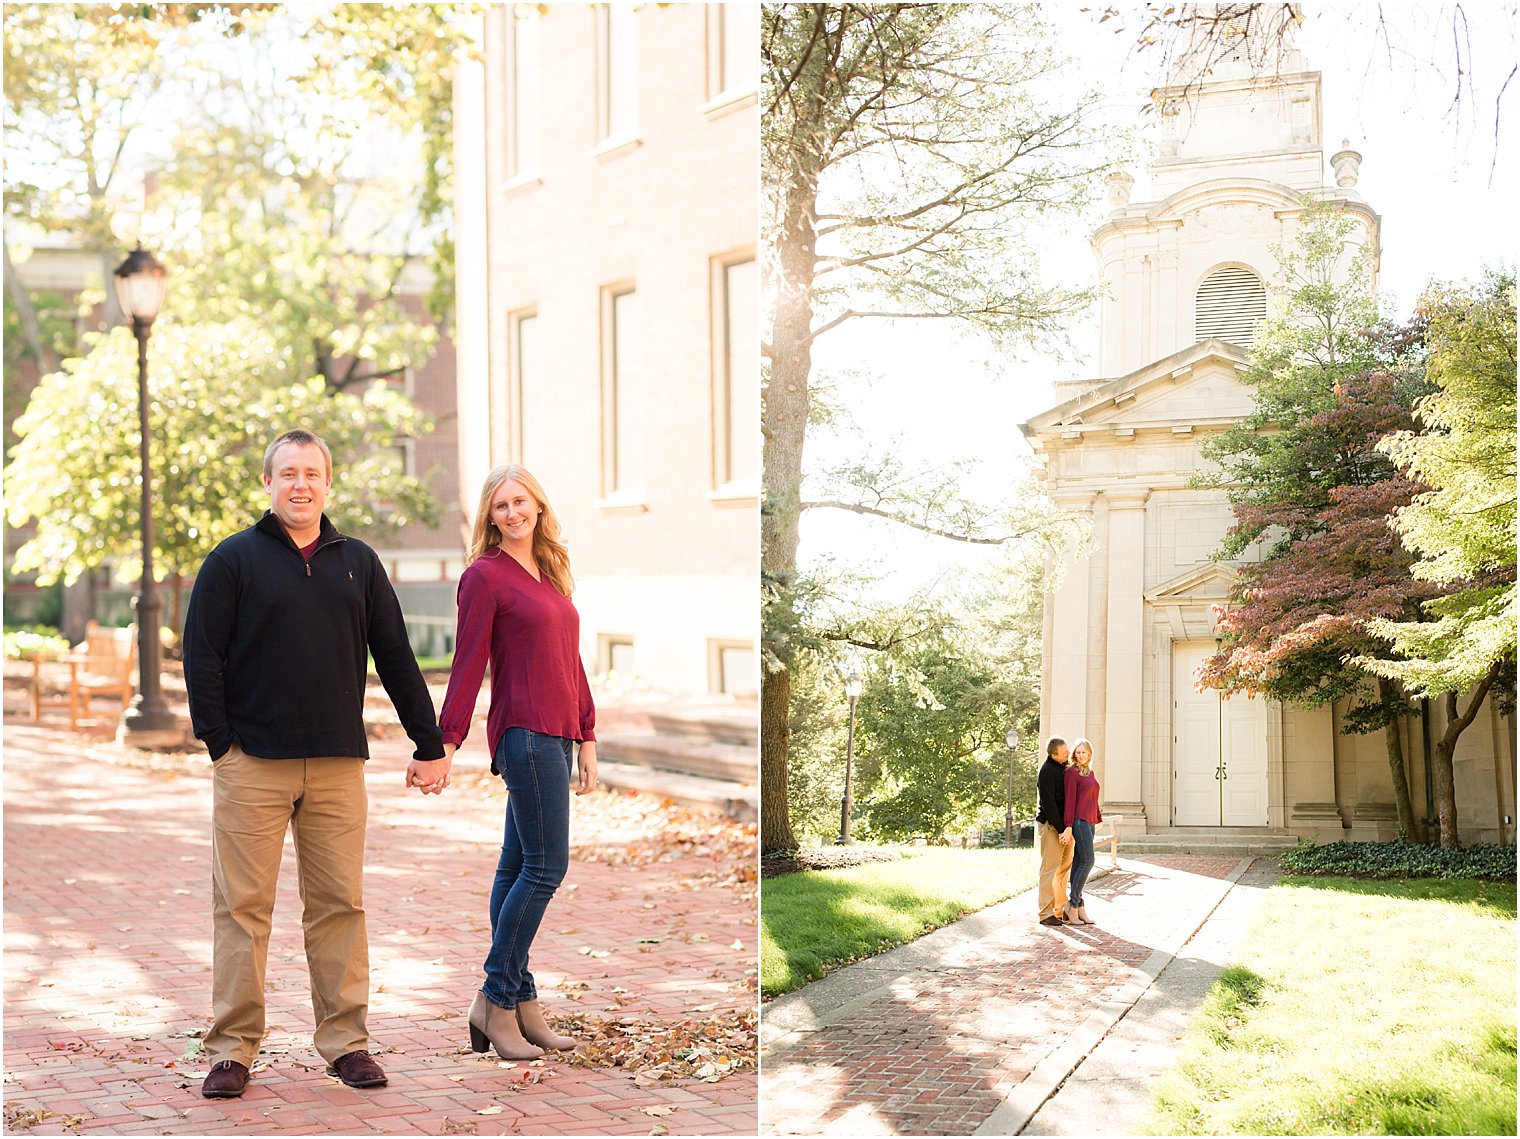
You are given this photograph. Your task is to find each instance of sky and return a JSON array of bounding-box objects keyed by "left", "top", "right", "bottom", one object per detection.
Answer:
[{"left": 800, "top": 1, "right": 1518, "bottom": 599}]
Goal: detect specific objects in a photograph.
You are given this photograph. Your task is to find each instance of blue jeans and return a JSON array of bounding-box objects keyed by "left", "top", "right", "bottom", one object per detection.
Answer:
[
  {"left": 1069, "top": 819, "right": 1095, "bottom": 909},
  {"left": 482, "top": 728, "right": 572, "bottom": 1008}
]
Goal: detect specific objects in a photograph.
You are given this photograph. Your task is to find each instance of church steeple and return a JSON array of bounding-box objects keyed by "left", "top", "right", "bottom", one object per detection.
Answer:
[{"left": 1089, "top": 21, "right": 1377, "bottom": 377}]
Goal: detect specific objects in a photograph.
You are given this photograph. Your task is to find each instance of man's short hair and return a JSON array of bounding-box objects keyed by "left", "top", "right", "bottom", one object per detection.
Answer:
[
  {"left": 1045, "top": 736, "right": 1067, "bottom": 757},
  {"left": 263, "top": 430, "right": 332, "bottom": 481}
]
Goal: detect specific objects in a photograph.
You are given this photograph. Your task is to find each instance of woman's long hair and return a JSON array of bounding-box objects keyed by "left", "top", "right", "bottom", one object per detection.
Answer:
[{"left": 466, "top": 464, "right": 574, "bottom": 596}]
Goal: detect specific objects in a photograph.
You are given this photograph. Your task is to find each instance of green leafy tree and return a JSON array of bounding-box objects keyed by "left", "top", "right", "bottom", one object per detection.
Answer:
[
  {"left": 4, "top": 4, "right": 466, "bottom": 604},
  {"left": 761, "top": 2, "right": 1115, "bottom": 852},
  {"left": 1360, "top": 273, "right": 1518, "bottom": 846},
  {"left": 5, "top": 320, "right": 437, "bottom": 624},
  {"left": 1196, "top": 200, "right": 1441, "bottom": 839}
]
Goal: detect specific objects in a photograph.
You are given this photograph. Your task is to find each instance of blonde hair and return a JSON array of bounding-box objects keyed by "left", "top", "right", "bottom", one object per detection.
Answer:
[
  {"left": 1071, "top": 737, "right": 1094, "bottom": 770},
  {"left": 466, "top": 464, "right": 574, "bottom": 596}
]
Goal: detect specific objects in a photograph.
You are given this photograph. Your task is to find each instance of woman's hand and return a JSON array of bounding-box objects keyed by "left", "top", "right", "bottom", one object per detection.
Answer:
[{"left": 576, "top": 741, "right": 598, "bottom": 796}]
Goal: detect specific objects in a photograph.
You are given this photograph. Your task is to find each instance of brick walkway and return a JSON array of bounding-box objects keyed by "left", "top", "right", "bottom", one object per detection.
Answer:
[
  {"left": 760, "top": 855, "right": 1248, "bottom": 1135},
  {"left": 2, "top": 721, "right": 758, "bottom": 1136}
]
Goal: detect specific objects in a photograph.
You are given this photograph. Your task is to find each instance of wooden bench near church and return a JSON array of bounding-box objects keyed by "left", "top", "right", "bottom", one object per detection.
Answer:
[
  {"left": 28, "top": 622, "right": 137, "bottom": 730},
  {"left": 1094, "top": 814, "right": 1124, "bottom": 870}
]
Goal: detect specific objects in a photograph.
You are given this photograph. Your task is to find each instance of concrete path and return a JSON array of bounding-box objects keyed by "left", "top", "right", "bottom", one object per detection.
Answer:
[
  {"left": 2, "top": 720, "right": 758, "bottom": 1136},
  {"left": 1020, "top": 858, "right": 1280, "bottom": 1136},
  {"left": 761, "top": 854, "right": 1260, "bottom": 1136}
]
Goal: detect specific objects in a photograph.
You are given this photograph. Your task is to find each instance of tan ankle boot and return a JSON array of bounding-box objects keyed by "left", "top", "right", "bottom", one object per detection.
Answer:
[
  {"left": 516, "top": 998, "right": 577, "bottom": 1050},
  {"left": 467, "top": 992, "right": 544, "bottom": 1060}
]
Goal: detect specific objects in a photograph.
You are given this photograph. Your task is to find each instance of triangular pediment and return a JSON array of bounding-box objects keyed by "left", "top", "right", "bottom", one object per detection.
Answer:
[
  {"left": 1023, "top": 339, "right": 1253, "bottom": 442},
  {"left": 1145, "top": 561, "right": 1240, "bottom": 603}
]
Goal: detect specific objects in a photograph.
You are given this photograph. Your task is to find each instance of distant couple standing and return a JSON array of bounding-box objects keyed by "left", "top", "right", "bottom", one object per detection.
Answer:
[{"left": 1035, "top": 736, "right": 1103, "bottom": 928}]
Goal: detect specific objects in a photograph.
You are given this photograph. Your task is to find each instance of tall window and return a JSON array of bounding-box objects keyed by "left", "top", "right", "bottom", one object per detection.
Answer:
[
  {"left": 602, "top": 285, "right": 642, "bottom": 496},
  {"left": 1195, "top": 266, "right": 1267, "bottom": 348},
  {"left": 714, "top": 256, "right": 759, "bottom": 489},
  {"left": 710, "top": 3, "right": 759, "bottom": 100},
  {"left": 505, "top": 7, "right": 541, "bottom": 178},
  {"left": 509, "top": 309, "right": 539, "bottom": 465},
  {"left": 597, "top": 4, "right": 638, "bottom": 142}
]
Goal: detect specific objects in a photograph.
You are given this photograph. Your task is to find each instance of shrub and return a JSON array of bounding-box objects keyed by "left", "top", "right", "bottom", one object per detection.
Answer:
[
  {"left": 3, "top": 627, "right": 71, "bottom": 660},
  {"left": 1282, "top": 840, "right": 1517, "bottom": 882}
]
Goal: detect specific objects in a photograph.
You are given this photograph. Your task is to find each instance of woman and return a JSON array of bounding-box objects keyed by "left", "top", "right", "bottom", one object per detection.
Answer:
[
  {"left": 436, "top": 465, "right": 599, "bottom": 1060},
  {"left": 1063, "top": 738, "right": 1102, "bottom": 926}
]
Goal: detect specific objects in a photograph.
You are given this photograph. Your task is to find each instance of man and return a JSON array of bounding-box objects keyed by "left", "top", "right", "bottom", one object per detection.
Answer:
[
  {"left": 1035, "top": 736, "right": 1074, "bottom": 927},
  {"left": 183, "top": 429, "right": 451, "bottom": 1099}
]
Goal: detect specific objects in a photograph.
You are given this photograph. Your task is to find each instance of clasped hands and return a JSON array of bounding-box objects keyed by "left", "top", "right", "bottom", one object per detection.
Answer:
[{"left": 406, "top": 743, "right": 455, "bottom": 795}]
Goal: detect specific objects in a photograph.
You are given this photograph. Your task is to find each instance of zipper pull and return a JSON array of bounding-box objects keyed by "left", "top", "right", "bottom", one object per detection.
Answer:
[{"left": 306, "top": 562, "right": 312, "bottom": 578}]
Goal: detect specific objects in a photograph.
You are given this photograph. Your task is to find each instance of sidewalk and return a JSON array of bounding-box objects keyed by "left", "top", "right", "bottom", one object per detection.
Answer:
[
  {"left": 760, "top": 854, "right": 1258, "bottom": 1136},
  {"left": 2, "top": 720, "right": 758, "bottom": 1136}
]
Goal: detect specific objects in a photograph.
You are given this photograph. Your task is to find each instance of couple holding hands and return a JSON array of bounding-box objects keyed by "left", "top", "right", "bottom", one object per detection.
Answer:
[
  {"left": 183, "top": 429, "right": 595, "bottom": 1098},
  {"left": 1035, "top": 736, "right": 1103, "bottom": 928}
]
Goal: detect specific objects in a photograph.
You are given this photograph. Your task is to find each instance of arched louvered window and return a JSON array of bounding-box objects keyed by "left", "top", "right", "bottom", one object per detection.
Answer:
[{"left": 1195, "top": 266, "right": 1267, "bottom": 348}]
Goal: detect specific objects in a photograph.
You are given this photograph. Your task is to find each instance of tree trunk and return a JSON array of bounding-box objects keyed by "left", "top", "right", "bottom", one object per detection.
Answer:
[
  {"left": 760, "top": 667, "right": 796, "bottom": 853},
  {"left": 1430, "top": 661, "right": 1502, "bottom": 849},
  {"left": 3, "top": 239, "right": 60, "bottom": 376},
  {"left": 759, "top": 134, "right": 825, "bottom": 855},
  {"left": 1379, "top": 680, "right": 1421, "bottom": 842}
]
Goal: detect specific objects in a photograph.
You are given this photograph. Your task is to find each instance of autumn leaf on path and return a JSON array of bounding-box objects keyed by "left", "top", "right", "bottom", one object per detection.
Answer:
[{"left": 557, "top": 1008, "right": 756, "bottom": 1084}]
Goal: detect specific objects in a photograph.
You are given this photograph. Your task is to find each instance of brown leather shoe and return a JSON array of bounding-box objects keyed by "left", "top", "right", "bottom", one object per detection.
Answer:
[
  {"left": 201, "top": 1059, "right": 249, "bottom": 1098},
  {"left": 1039, "top": 916, "right": 1063, "bottom": 927},
  {"left": 326, "top": 1050, "right": 388, "bottom": 1088}
]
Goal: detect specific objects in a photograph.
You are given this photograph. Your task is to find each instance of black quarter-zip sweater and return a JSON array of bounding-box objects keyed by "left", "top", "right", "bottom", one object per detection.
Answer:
[{"left": 183, "top": 511, "right": 445, "bottom": 764}]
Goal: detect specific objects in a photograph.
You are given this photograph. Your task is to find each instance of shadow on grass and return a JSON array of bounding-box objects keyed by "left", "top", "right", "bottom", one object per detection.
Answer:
[
  {"left": 761, "top": 852, "right": 1036, "bottom": 996},
  {"left": 1278, "top": 873, "right": 1517, "bottom": 919}
]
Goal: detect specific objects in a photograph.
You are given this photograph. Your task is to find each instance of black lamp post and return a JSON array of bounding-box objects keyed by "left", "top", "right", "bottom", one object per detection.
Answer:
[
  {"left": 836, "top": 670, "right": 863, "bottom": 845},
  {"left": 113, "top": 247, "right": 178, "bottom": 744},
  {"left": 1005, "top": 726, "right": 1019, "bottom": 848}
]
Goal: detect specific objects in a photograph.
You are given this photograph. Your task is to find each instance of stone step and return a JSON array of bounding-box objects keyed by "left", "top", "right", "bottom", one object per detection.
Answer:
[
  {"left": 1120, "top": 830, "right": 1300, "bottom": 857},
  {"left": 645, "top": 705, "right": 757, "bottom": 747},
  {"left": 596, "top": 759, "right": 757, "bottom": 823},
  {"left": 595, "top": 733, "right": 757, "bottom": 784}
]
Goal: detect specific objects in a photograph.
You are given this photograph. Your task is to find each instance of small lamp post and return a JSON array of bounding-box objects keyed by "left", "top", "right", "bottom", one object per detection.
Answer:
[
  {"left": 1004, "top": 726, "right": 1019, "bottom": 848},
  {"left": 836, "top": 669, "right": 864, "bottom": 845},
  {"left": 114, "top": 246, "right": 178, "bottom": 744}
]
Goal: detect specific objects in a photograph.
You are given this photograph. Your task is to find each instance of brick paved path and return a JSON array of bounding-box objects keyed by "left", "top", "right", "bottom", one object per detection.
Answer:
[
  {"left": 2, "top": 722, "right": 758, "bottom": 1135},
  {"left": 760, "top": 855, "right": 1247, "bottom": 1136}
]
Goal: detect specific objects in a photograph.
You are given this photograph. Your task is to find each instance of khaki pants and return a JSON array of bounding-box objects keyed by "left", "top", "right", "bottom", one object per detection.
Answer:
[
  {"left": 1037, "top": 822, "right": 1074, "bottom": 920},
  {"left": 208, "top": 745, "right": 369, "bottom": 1068}
]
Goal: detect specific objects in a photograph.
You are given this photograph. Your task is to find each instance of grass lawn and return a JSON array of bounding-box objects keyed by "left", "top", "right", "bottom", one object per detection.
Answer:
[
  {"left": 1145, "top": 875, "right": 1517, "bottom": 1136},
  {"left": 760, "top": 846, "right": 1040, "bottom": 997}
]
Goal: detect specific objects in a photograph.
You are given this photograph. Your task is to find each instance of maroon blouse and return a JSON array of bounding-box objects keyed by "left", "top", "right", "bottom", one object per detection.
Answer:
[
  {"left": 1064, "top": 766, "right": 1103, "bottom": 828},
  {"left": 438, "top": 551, "right": 596, "bottom": 769}
]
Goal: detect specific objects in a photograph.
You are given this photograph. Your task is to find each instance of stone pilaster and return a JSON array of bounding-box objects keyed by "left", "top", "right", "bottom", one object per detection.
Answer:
[{"left": 1101, "top": 491, "right": 1149, "bottom": 825}]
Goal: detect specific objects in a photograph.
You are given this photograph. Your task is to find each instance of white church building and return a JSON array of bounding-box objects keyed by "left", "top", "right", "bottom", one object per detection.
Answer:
[{"left": 1022, "top": 44, "right": 1516, "bottom": 846}]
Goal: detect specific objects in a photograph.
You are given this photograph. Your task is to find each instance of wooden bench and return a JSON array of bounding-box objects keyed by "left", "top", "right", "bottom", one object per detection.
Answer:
[
  {"left": 29, "top": 622, "right": 137, "bottom": 730},
  {"left": 1093, "top": 814, "right": 1124, "bottom": 870}
]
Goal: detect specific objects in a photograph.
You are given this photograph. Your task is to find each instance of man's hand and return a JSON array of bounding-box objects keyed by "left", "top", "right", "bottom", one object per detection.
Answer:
[
  {"left": 575, "top": 742, "right": 598, "bottom": 796},
  {"left": 1060, "top": 827, "right": 1073, "bottom": 847},
  {"left": 407, "top": 744, "right": 454, "bottom": 795}
]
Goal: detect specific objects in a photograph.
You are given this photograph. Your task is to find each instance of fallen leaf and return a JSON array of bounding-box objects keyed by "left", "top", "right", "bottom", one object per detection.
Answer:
[
  {"left": 641, "top": 1105, "right": 677, "bottom": 1116},
  {"left": 478, "top": 1105, "right": 504, "bottom": 1115}
]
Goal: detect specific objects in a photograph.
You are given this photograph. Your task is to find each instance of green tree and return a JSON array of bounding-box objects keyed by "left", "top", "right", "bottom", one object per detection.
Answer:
[
  {"left": 5, "top": 320, "right": 436, "bottom": 623},
  {"left": 3, "top": 4, "right": 466, "bottom": 600},
  {"left": 761, "top": 2, "right": 1115, "bottom": 853},
  {"left": 1360, "top": 273, "right": 1518, "bottom": 846},
  {"left": 1196, "top": 200, "right": 1441, "bottom": 840},
  {"left": 852, "top": 556, "right": 1044, "bottom": 843}
]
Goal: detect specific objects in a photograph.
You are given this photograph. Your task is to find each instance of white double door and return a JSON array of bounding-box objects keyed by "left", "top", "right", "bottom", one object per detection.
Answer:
[{"left": 1173, "top": 641, "right": 1268, "bottom": 826}]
